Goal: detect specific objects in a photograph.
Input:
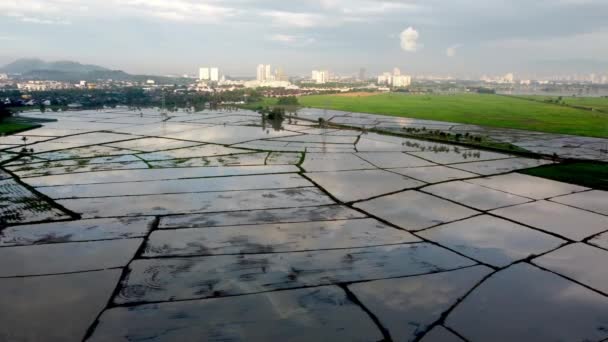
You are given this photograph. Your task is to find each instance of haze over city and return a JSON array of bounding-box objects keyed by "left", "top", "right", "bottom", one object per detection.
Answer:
[{"left": 1, "top": 0, "right": 608, "bottom": 77}]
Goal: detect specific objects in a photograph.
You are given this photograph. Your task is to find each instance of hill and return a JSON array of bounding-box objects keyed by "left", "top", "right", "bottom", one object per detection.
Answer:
[
  {"left": 1, "top": 58, "right": 109, "bottom": 74},
  {"left": 0, "top": 58, "right": 190, "bottom": 84}
]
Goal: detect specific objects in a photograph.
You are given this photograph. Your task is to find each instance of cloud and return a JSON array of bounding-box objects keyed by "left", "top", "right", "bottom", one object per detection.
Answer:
[
  {"left": 446, "top": 44, "right": 462, "bottom": 57},
  {"left": 400, "top": 27, "right": 419, "bottom": 52},
  {"left": 0, "top": 0, "right": 238, "bottom": 25},
  {"left": 124, "top": 0, "right": 238, "bottom": 23},
  {"left": 6, "top": 12, "right": 70, "bottom": 25},
  {"left": 261, "top": 11, "right": 327, "bottom": 28},
  {"left": 267, "top": 34, "right": 316, "bottom": 46},
  {"left": 268, "top": 34, "right": 297, "bottom": 43}
]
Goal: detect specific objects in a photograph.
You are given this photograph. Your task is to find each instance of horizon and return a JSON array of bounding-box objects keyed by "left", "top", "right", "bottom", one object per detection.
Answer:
[{"left": 1, "top": 0, "right": 608, "bottom": 78}]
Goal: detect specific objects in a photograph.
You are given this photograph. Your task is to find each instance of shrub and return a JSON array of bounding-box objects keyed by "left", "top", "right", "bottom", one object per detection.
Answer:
[
  {"left": 277, "top": 96, "right": 299, "bottom": 106},
  {"left": 0, "top": 103, "right": 12, "bottom": 122}
]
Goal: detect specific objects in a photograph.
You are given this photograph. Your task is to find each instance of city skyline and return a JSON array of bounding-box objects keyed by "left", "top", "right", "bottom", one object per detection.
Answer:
[{"left": 1, "top": 0, "right": 607, "bottom": 77}]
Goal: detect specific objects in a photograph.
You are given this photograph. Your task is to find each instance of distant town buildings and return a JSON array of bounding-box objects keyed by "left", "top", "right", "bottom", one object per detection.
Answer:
[
  {"left": 377, "top": 67, "right": 411, "bottom": 87},
  {"left": 246, "top": 64, "right": 293, "bottom": 88},
  {"left": 481, "top": 73, "right": 516, "bottom": 84},
  {"left": 17, "top": 80, "right": 72, "bottom": 91}
]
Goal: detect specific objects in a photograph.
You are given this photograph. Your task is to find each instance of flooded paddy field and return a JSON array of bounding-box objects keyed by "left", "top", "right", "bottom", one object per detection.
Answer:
[{"left": 1, "top": 107, "right": 607, "bottom": 341}]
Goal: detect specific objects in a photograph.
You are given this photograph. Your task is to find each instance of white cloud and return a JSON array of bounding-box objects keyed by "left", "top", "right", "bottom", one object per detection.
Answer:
[
  {"left": 0, "top": 0, "right": 424, "bottom": 28},
  {"left": 267, "top": 34, "right": 316, "bottom": 46},
  {"left": 6, "top": 12, "right": 70, "bottom": 25},
  {"left": 262, "top": 11, "right": 327, "bottom": 28},
  {"left": 268, "top": 34, "right": 297, "bottom": 43},
  {"left": 446, "top": 44, "right": 462, "bottom": 57},
  {"left": 0, "top": 0, "right": 238, "bottom": 25},
  {"left": 343, "top": 2, "right": 421, "bottom": 15},
  {"left": 400, "top": 27, "right": 419, "bottom": 52}
]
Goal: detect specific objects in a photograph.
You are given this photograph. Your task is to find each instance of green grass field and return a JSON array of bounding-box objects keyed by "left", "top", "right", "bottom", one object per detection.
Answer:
[
  {"left": 0, "top": 121, "right": 40, "bottom": 135},
  {"left": 520, "top": 162, "right": 608, "bottom": 190},
  {"left": 515, "top": 95, "right": 608, "bottom": 112},
  {"left": 298, "top": 93, "right": 608, "bottom": 138}
]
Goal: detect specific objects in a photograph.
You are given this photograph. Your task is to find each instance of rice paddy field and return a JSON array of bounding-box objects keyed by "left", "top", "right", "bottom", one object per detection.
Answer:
[
  {"left": 298, "top": 93, "right": 608, "bottom": 138},
  {"left": 514, "top": 95, "right": 608, "bottom": 112}
]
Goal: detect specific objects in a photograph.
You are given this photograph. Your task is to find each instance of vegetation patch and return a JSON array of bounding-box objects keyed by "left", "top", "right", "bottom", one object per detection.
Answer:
[
  {"left": 299, "top": 93, "right": 608, "bottom": 138},
  {"left": 519, "top": 161, "right": 608, "bottom": 190},
  {"left": 0, "top": 103, "right": 42, "bottom": 135},
  {"left": 513, "top": 95, "right": 608, "bottom": 113},
  {"left": 0, "top": 121, "right": 40, "bottom": 135},
  {"left": 399, "top": 126, "right": 529, "bottom": 153}
]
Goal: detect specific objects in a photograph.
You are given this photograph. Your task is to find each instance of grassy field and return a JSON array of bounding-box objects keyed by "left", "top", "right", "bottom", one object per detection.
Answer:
[
  {"left": 298, "top": 93, "right": 608, "bottom": 138},
  {"left": 514, "top": 95, "right": 608, "bottom": 112},
  {"left": 520, "top": 162, "right": 608, "bottom": 190},
  {"left": 0, "top": 121, "right": 40, "bottom": 135}
]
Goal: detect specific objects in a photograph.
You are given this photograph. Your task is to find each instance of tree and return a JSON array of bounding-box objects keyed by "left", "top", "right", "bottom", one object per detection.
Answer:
[
  {"left": 0, "top": 102, "right": 12, "bottom": 122},
  {"left": 277, "top": 96, "right": 299, "bottom": 106}
]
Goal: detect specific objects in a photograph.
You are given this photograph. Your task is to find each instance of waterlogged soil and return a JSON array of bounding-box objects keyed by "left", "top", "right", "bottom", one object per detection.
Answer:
[{"left": 1, "top": 108, "right": 607, "bottom": 342}]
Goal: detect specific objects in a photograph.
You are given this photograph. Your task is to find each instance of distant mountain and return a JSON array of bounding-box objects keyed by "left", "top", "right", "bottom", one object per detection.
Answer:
[
  {"left": 0, "top": 58, "right": 190, "bottom": 84},
  {"left": 1, "top": 58, "right": 109, "bottom": 74}
]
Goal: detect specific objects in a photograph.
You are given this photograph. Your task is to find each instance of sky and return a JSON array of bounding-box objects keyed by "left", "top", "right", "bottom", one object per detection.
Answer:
[{"left": 1, "top": 0, "right": 607, "bottom": 78}]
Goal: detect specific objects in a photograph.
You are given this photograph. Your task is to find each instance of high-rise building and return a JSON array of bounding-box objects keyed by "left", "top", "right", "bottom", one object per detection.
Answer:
[
  {"left": 392, "top": 75, "right": 412, "bottom": 87},
  {"left": 210, "top": 67, "right": 220, "bottom": 82},
  {"left": 199, "top": 67, "right": 210, "bottom": 80},
  {"left": 275, "top": 67, "right": 288, "bottom": 82},
  {"left": 590, "top": 73, "right": 597, "bottom": 84},
  {"left": 256, "top": 64, "right": 273, "bottom": 82},
  {"left": 256, "top": 64, "right": 265, "bottom": 82},
  {"left": 312, "top": 70, "right": 329, "bottom": 84},
  {"left": 359, "top": 68, "right": 366, "bottom": 81},
  {"left": 377, "top": 72, "right": 392, "bottom": 85},
  {"left": 377, "top": 68, "right": 411, "bottom": 87}
]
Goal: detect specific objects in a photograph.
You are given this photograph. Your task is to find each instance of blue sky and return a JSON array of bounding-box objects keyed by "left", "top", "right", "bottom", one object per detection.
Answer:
[{"left": 1, "top": 0, "right": 607, "bottom": 77}]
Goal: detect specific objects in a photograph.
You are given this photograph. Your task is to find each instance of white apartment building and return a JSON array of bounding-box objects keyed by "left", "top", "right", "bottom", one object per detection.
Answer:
[
  {"left": 377, "top": 67, "right": 411, "bottom": 87},
  {"left": 392, "top": 75, "right": 412, "bottom": 87},
  {"left": 377, "top": 72, "right": 393, "bottom": 85},
  {"left": 199, "top": 67, "right": 210, "bottom": 80},
  {"left": 210, "top": 67, "right": 220, "bottom": 82},
  {"left": 312, "top": 70, "right": 329, "bottom": 84},
  {"left": 257, "top": 64, "right": 272, "bottom": 82}
]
